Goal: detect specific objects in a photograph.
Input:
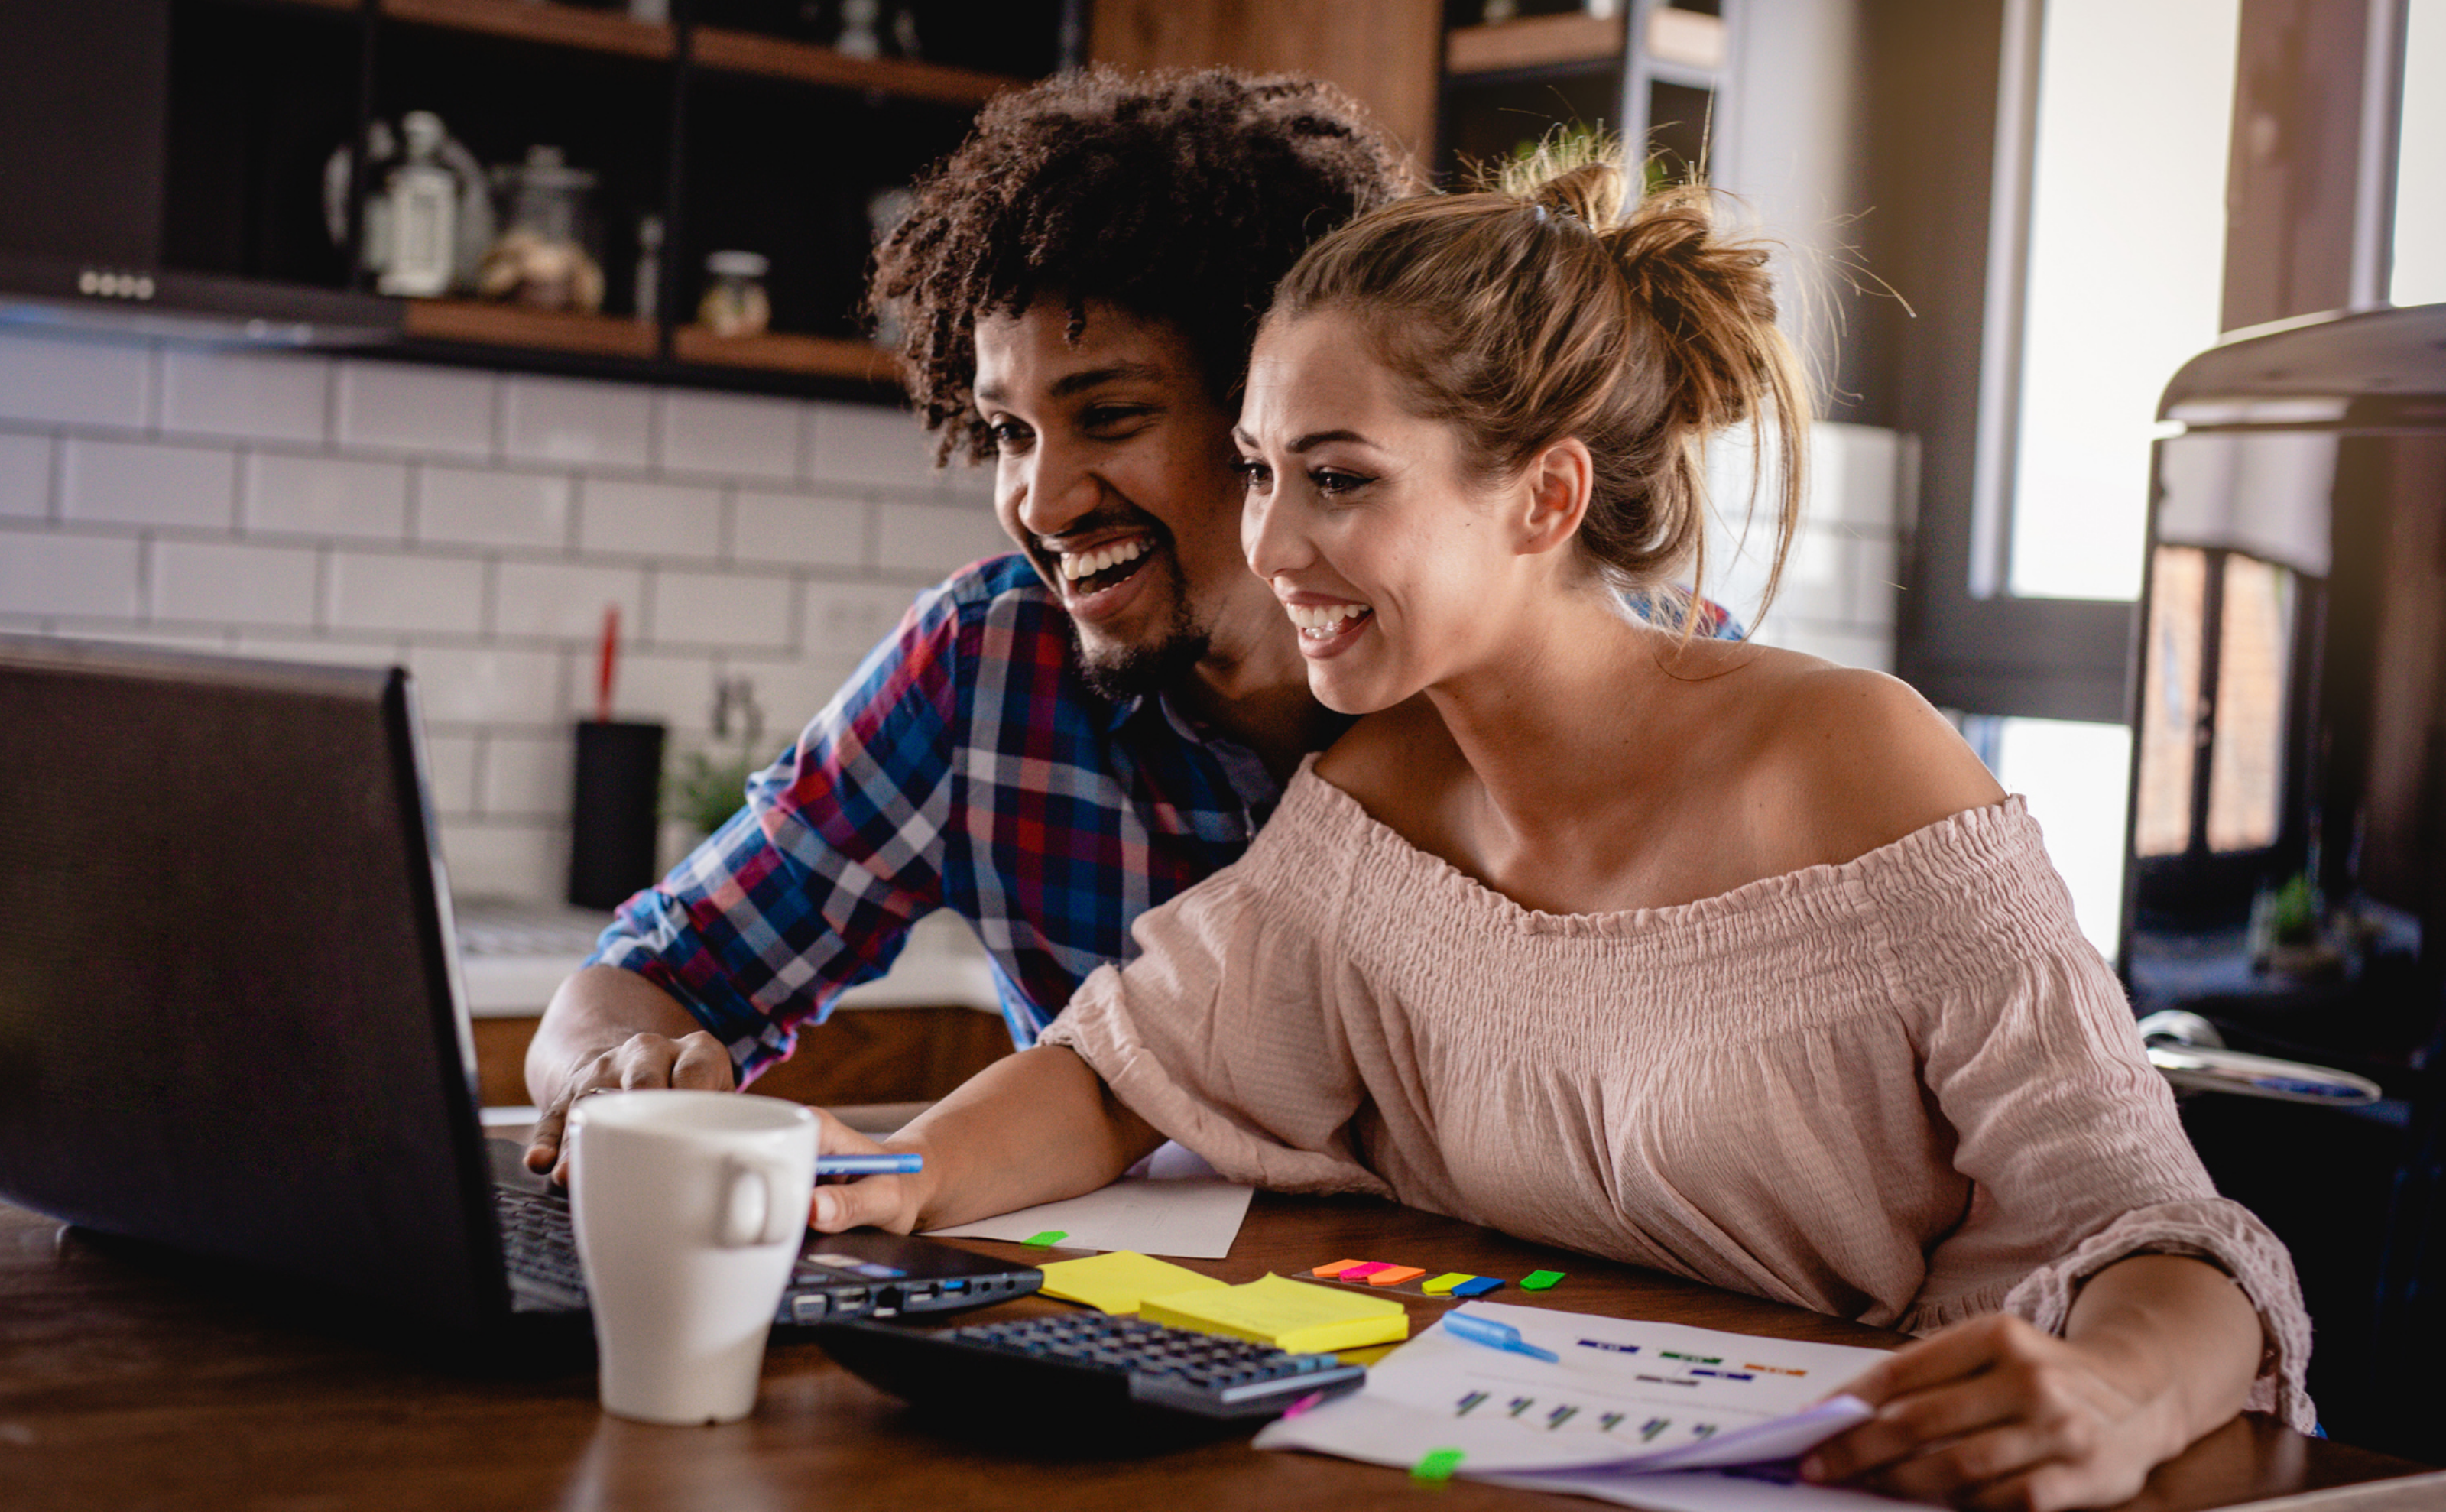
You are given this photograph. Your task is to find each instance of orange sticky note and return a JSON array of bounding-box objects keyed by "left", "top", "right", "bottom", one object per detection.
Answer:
[
  {"left": 1364, "top": 1265, "right": 1426, "bottom": 1286},
  {"left": 1312, "top": 1258, "right": 1369, "bottom": 1278}
]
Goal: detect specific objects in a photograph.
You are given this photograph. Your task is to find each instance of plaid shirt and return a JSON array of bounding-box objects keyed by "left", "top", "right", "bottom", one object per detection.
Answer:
[
  {"left": 590, "top": 554, "right": 1297, "bottom": 1082},
  {"left": 592, "top": 553, "right": 1738, "bottom": 1084}
]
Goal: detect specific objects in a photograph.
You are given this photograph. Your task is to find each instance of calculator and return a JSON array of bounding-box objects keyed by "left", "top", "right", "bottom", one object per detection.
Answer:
[{"left": 816, "top": 1310, "right": 1367, "bottom": 1434}]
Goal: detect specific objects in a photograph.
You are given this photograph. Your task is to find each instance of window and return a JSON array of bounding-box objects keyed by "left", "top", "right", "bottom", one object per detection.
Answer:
[{"left": 2392, "top": 0, "right": 2446, "bottom": 306}]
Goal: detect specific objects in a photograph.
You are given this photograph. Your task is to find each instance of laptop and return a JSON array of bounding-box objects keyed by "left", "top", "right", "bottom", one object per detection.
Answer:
[{"left": 0, "top": 634, "right": 1039, "bottom": 1344}]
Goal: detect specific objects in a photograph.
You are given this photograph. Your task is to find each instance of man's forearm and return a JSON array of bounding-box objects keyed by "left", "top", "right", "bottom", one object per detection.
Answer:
[{"left": 524, "top": 964, "right": 717, "bottom": 1106}]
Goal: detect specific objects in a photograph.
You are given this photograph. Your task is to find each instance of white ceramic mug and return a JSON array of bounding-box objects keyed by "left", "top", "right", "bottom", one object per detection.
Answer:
[{"left": 568, "top": 1089, "right": 816, "bottom": 1426}]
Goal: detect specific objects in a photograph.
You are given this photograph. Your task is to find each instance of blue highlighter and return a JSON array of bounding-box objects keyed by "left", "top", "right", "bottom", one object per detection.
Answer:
[{"left": 1441, "top": 1312, "right": 1559, "bottom": 1362}]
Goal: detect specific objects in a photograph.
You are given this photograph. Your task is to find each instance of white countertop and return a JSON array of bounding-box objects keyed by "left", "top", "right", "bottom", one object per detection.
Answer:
[{"left": 453, "top": 904, "right": 1001, "bottom": 1020}]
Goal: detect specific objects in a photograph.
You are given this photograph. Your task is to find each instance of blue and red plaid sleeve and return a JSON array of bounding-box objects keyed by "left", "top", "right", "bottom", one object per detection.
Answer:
[{"left": 589, "top": 576, "right": 970, "bottom": 1082}]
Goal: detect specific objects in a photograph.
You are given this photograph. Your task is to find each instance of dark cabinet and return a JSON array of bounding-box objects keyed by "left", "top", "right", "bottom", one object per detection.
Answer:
[{"left": 0, "top": 0, "right": 1070, "bottom": 397}]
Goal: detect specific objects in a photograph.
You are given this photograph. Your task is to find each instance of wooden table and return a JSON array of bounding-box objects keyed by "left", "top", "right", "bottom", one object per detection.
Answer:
[{"left": 1, "top": 1174, "right": 2431, "bottom": 1511}]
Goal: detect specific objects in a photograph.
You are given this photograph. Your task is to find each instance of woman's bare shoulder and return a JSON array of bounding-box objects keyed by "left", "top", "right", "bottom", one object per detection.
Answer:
[
  {"left": 1312, "top": 697, "right": 1465, "bottom": 818},
  {"left": 1737, "top": 654, "right": 2006, "bottom": 868}
]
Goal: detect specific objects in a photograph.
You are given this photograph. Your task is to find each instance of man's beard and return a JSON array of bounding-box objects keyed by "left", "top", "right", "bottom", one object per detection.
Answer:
[{"left": 1073, "top": 575, "right": 1212, "bottom": 704}]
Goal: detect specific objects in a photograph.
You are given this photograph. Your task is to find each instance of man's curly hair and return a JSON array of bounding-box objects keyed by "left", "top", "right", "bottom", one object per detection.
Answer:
[{"left": 870, "top": 67, "right": 1410, "bottom": 463}]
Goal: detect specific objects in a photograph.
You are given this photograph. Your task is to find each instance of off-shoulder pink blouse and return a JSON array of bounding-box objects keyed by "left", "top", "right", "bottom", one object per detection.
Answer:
[{"left": 1038, "top": 760, "right": 2314, "bottom": 1429}]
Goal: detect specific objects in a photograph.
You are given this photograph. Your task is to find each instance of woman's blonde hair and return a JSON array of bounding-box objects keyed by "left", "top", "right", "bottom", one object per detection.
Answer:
[{"left": 1264, "top": 141, "right": 1809, "bottom": 631}]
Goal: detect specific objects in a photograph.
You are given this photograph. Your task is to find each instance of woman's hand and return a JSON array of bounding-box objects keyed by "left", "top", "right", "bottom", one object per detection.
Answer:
[
  {"left": 1801, "top": 1313, "right": 2185, "bottom": 1510},
  {"left": 806, "top": 1108, "right": 934, "bottom": 1235},
  {"left": 1802, "top": 1254, "right": 2262, "bottom": 1511}
]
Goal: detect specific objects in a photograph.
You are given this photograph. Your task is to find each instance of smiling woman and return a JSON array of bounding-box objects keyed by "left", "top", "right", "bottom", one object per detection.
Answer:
[{"left": 813, "top": 142, "right": 2315, "bottom": 1512}]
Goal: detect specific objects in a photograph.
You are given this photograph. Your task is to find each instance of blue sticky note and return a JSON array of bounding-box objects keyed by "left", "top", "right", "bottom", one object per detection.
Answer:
[{"left": 1451, "top": 1276, "right": 1504, "bottom": 1298}]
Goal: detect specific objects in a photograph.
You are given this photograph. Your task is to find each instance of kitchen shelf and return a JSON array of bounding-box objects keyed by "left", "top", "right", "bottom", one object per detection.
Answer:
[
  {"left": 381, "top": 0, "right": 675, "bottom": 62},
  {"left": 1446, "top": 13, "right": 1624, "bottom": 75},
  {"left": 401, "top": 299, "right": 660, "bottom": 358},
  {"left": 671, "top": 325, "right": 897, "bottom": 382},
  {"left": 692, "top": 26, "right": 1020, "bottom": 107}
]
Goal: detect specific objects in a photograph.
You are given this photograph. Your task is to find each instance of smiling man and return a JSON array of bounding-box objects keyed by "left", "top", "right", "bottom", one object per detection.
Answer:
[{"left": 521, "top": 70, "right": 1407, "bottom": 1176}]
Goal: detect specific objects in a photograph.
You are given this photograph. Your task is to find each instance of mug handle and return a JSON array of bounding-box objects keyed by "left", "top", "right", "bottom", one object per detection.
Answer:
[{"left": 717, "top": 1155, "right": 803, "bottom": 1248}]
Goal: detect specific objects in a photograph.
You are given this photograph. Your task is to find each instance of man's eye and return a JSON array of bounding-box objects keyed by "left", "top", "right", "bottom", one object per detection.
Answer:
[
  {"left": 1312, "top": 469, "right": 1370, "bottom": 496},
  {"left": 1082, "top": 404, "right": 1153, "bottom": 431},
  {"left": 987, "top": 419, "right": 1030, "bottom": 449}
]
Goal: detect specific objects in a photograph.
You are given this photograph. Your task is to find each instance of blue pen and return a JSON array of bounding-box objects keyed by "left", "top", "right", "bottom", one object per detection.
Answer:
[
  {"left": 1442, "top": 1312, "right": 1560, "bottom": 1362},
  {"left": 815, "top": 1153, "right": 925, "bottom": 1176}
]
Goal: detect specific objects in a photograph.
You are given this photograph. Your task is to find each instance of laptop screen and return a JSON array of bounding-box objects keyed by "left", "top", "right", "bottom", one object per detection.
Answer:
[{"left": 0, "top": 635, "right": 510, "bottom": 1332}]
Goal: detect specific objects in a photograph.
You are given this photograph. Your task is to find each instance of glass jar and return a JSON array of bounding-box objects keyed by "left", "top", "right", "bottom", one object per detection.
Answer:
[
  {"left": 477, "top": 145, "right": 605, "bottom": 313},
  {"left": 698, "top": 250, "right": 772, "bottom": 337}
]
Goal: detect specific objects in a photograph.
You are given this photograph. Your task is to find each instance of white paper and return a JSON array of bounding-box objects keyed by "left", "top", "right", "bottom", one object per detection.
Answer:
[
  {"left": 1257, "top": 1302, "right": 1886, "bottom": 1477},
  {"left": 921, "top": 1141, "right": 1256, "bottom": 1258},
  {"left": 1482, "top": 1465, "right": 1909, "bottom": 1512}
]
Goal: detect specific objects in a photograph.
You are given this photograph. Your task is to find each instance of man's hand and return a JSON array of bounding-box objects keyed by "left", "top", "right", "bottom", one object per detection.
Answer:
[
  {"left": 806, "top": 1109, "right": 933, "bottom": 1235},
  {"left": 523, "top": 1029, "right": 736, "bottom": 1185}
]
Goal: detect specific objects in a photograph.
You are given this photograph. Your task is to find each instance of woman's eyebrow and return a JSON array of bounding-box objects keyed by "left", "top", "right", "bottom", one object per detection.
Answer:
[{"left": 1231, "top": 425, "right": 1380, "bottom": 453}]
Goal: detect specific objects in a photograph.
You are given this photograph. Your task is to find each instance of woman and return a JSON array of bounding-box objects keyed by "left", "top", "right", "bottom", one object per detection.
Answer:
[{"left": 810, "top": 154, "right": 2311, "bottom": 1510}]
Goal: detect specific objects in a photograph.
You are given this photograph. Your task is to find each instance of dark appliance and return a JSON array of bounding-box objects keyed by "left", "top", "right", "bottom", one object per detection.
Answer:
[{"left": 2121, "top": 303, "right": 2446, "bottom": 1458}]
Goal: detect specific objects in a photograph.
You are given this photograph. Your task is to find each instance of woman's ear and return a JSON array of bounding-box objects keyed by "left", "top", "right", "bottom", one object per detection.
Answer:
[{"left": 1514, "top": 437, "right": 1594, "bottom": 557}]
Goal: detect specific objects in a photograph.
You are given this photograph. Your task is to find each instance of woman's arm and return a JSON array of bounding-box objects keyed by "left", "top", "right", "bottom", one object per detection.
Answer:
[
  {"left": 1804, "top": 1251, "right": 2263, "bottom": 1510},
  {"left": 806, "top": 1045, "right": 1166, "bottom": 1234}
]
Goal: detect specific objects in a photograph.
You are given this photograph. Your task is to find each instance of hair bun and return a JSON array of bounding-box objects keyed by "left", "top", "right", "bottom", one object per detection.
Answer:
[{"left": 1603, "top": 186, "right": 1779, "bottom": 433}]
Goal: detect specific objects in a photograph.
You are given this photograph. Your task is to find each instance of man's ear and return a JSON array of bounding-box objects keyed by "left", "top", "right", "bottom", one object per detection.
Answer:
[{"left": 1514, "top": 437, "right": 1594, "bottom": 557}]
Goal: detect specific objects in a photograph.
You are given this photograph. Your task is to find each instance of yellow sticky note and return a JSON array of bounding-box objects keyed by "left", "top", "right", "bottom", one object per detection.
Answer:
[
  {"left": 1035, "top": 1251, "right": 1227, "bottom": 1315},
  {"left": 1420, "top": 1272, "right": 1474, "bottom": 1296},
  {"left": 1139, "top": 1272, "right": 1410, "bottom": 1355}
]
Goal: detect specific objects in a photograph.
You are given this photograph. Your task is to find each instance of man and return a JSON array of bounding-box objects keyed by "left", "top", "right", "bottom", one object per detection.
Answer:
[{"left": 522, "top": 69, "right": 1406, "bottom": 1179}]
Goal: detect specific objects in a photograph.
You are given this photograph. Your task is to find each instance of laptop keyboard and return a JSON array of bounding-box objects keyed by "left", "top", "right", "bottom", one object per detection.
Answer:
[{"left": 493, "top": 1185, "right": 588, "bottom": 1308}]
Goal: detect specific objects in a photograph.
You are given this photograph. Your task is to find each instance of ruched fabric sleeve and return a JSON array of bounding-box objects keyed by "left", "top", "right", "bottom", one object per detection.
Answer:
[
  {"left": 1883, "top": 813, "right": 2315, "bottom": 1431},
  {"left": 1037, "top": 858, "right": 1394, "bottom": 1201}
]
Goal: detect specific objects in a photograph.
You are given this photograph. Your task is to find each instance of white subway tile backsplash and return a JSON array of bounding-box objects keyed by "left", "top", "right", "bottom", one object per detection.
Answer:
[
  {"left": 160, "top": 348, "right": 329, "bottom": 445},
  {"left": 504, "top": 375, "right": 654, "bottom": 469},
  {"left": 0, "top": 433, "right": 51, "bottom": 519},
  {"left": 336, "top": 360, "right": 496, "bottom": 459},
  {"left": 1850, "top": 534, "right": 1902, "bottom": 628},
  {"left": 327, "top": 550, "right": 487, "bottom": 635},
  {"left": 579, "top": 477, "right": 725, "bottom": 560},
  {"left": 232, "top": 631, "right": 405, "bottom": 669},
  {"left": 493, "top": 560, "right": 644, "bottom": 640},
  {"left": 418, "top": 466, "right": 575, "bottom": 551},
  {"left": 438, "top": 818, "right": 566, "bottom": 901},
  {"left": 1812, "top": 423, "right": 1906, "bottom": 530},
  {"left": 0, "top": 530, "right": 144, "bottom": 618},
  {"left": 722, "top": 654, "right": 867, "bottom": 738},
  {"left": 151, "top": 538, "right": 319, "bottom": 627},
  {"left": 245, "top": 451, "right": 410, "bottom": 541},
  {"left": 598, "top": 648, "right": 720, "bottom": 729},
  {"left": 659, "top": 390, "right": 800, "bottom": 482},
  {"left": 481, "top": 732, "right": 574, "bottom": 819},
  {"left": 1769, "top": 623, "right": 1896, "bottom": 674},
  {"left": 407, "top": 643, "right": 564, "bottom": 724},
  {"left": 649, "top": 567, "right": 793, "bottom": 651},
  {"left": 802, "top": 579, "right": 925, "bottom": 660},
  {"left": 0, "top": 331, "right": 151, "bottom": 430},
  {"left": 808, "top": 401, "right": 946, "bottom": 492},
  {"left": 423, "top": 732, "right": 482, "bottom": 817},
  {"left": 876, "top": 499, "right": 1010, "bottom": 576},
  {"left": 62, "top": 438, "right": 238, "bottom": 530},
  {"left": 731, "top": 488, "right": 866, "bottom": 569}
]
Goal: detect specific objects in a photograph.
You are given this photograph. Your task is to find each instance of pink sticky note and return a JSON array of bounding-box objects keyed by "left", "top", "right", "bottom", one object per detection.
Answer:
[
  {"left": 1337, "top": 1261, "right": 1393, "bottom": 1280},
  {"left": 1312, "top": 1258, "right": 1370, "bottom": 1278}
]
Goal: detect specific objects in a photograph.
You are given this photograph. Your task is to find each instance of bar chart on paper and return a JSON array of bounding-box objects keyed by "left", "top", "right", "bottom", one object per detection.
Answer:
[{"left": 1256, "top": 1303, "right": 1886, "bottom": 1477}]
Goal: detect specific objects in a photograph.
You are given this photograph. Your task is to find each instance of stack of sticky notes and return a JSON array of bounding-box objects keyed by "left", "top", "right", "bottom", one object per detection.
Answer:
[
  {"left": 1316, "top": 1259, "right": 1517, "bottom": 1297},
  {"left": 1312, "top": 1258, "right": 1425, "bottom": 1286},
  {"left": 1035, "top": 1251, "right": 1227, "bottom": 1315},
  {"left": 1138, "top": 1273, "right": 1410, "bottom": 1354}
]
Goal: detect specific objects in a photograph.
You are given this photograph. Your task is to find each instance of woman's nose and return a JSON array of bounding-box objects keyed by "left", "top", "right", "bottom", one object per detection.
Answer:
[{"left": 1241, "top": 482, "right": 1305, "bottom": 579}]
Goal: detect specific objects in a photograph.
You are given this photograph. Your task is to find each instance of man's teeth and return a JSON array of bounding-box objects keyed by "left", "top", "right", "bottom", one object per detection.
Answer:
[
  {"left": 1287, "top": 602, "right": 1372, "bottom": 637},
  {"left": 1059, "top": 537, "right": 1150, "bottom": 582}
]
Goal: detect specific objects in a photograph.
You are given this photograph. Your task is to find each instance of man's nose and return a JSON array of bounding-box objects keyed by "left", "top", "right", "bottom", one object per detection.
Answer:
[{"left": 1010, "top": 436, "right": 1101, "bottom": 542}]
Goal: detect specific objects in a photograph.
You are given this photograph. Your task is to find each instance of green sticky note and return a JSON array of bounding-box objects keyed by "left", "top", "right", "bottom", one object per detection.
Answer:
[
  {"left": 1520, "top": 1269, "right": 1565, "bottom": 1292},
  {"left": 1023, "top": 1230, "right": 1069, "bottom": 1247},
  {"left": 1412, "top": 1447, "right": 1466, "bottom": 1483}
]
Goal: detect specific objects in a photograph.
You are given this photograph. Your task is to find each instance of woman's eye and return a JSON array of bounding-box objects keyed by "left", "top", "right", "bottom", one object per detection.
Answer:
[
  {"left": 1312, "top": 469, "right": 1371, "bottom": 496},
  {"left": 1230, "top": 456, "right": 1271, "bottom": 489}
]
